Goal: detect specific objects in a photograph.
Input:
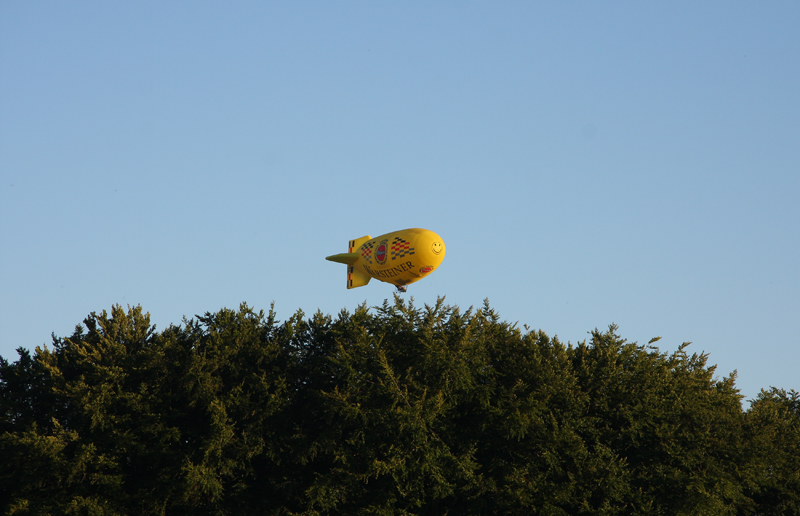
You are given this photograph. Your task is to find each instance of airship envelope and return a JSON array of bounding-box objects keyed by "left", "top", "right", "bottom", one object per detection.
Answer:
[{"left": 326, "top": 228, "right": 445, "bottom": 291}]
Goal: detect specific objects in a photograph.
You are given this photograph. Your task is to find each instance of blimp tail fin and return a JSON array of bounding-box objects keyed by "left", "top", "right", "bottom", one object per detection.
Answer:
[
  {"left": 348, "top": 235, "right": 371, "bottom": 253},
  {"left": 347, "top": 265, "right": 371, "bottom": 289},
  {"left": 326, "top": 253, "right": 358, "bottom": 265},
  {"left": 346, "top": 235, "right": 372, "bottom": 289},
  {"left": 324, "top": 235, "right": 372, "bottom": 289}
]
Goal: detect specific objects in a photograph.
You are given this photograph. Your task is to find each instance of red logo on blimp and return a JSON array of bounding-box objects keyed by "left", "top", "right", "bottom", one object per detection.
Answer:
[
  {"left": 376, "top": 240, "right": 388, "bottom": 264},
  {"left": 420, "top": 266, "right": 434, "bottom": 274}
]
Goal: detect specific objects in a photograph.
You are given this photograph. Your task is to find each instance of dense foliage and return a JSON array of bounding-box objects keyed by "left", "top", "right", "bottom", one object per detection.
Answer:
[{"left": 1, "top": 299, "right": 798, "bottom": 515}]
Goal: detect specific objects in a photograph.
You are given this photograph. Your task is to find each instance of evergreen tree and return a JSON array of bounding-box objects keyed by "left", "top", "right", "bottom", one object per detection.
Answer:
[
  {"left": 1, "top": 299, "right": 796, "bottom": 515},
  {"left": 741, "top": 388, "right": 800, "bottom": 515}
]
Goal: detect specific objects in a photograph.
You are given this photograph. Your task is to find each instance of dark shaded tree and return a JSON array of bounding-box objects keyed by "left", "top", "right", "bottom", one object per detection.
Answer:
[
  {"left": 1, "top": 299, "right": 797, "bottom": 515},
  {"left": 571, "top": 328, "right": 748, "bottom": 514},
  {"left": 741, "top": 388, "right": 800, "bottom": 515}
]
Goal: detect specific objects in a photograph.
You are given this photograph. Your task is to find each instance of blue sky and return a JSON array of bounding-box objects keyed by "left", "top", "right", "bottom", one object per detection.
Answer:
[{"left": 2, "top": 2, "right": 798, "bottom": 404}]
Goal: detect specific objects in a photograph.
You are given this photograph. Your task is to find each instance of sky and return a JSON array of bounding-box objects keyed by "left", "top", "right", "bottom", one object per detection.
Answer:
[{"left": 1, "top": 2, "right": 798, "bottom": 405}]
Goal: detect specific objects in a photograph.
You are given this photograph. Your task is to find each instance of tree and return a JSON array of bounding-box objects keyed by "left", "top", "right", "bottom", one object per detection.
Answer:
[
  {"left": 571, "top": 327, "right": 749, "bottom": 514},
  {"left": 742, "top": 388, "right": 800, "bottom": 515},
  {"left": 1, "top": 299, "right": 796, "bottom": 515}
]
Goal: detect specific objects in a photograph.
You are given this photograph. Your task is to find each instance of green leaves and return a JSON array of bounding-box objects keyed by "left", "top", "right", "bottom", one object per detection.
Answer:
[
  {"left": 1, "top": 300, "right": 797, "bottom": 514},
  {"left": 742, "top": 388, "right": 800, "bottom": 515}
]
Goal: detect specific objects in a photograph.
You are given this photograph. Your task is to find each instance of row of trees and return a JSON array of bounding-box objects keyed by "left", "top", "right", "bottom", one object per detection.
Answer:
[{"left": 1, "top": 298, "right": 798, "bottom": 515}]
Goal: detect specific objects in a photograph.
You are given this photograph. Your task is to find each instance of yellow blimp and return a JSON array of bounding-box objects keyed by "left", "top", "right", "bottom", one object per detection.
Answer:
[{"left": 326, "top": 228, "right": 446, "bottom": 292}]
